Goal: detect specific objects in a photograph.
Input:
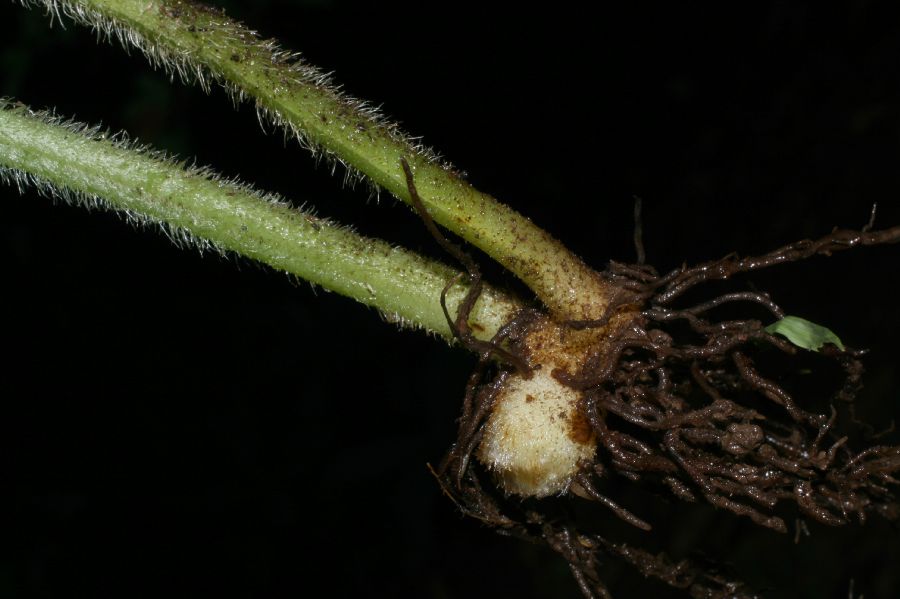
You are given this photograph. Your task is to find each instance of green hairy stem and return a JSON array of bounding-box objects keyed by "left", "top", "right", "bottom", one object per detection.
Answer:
[
  {"left": 0, "top": 101, "right": 521, "bottom": 339},
  {"left": 15, "top": 0, "right": 614, "bottom": 320}
]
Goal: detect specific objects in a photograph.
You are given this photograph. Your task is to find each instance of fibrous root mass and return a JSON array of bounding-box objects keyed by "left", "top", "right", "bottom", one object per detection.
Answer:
[{"left": 434, "top": 217, "right": 900, "bottom": 599}]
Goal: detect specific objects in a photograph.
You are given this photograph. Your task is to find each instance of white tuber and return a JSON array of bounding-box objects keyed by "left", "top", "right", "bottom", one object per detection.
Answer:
[{"left": 477, "top": 365, "right": 595, "bottom": 498}]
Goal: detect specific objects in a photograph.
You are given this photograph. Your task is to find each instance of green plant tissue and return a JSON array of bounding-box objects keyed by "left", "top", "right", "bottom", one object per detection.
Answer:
[{"left": 765, "top": 316, "right": 845, "bottom": 352}]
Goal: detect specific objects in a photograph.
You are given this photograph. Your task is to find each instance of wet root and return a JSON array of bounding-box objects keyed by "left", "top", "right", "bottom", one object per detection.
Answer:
[{"left": 434, "top": 221, "right": 900, "bottom": 598}]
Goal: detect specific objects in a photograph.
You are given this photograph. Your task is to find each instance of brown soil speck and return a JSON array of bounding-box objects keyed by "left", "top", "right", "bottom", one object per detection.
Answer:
[{"left": 568, "top": 409, "right": 593, "bottom": 444}]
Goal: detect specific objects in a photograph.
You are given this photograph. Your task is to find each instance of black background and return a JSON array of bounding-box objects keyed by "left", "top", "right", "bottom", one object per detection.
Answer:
[{"left": 1, "top": 2, "right": 899, "bottom": 598}]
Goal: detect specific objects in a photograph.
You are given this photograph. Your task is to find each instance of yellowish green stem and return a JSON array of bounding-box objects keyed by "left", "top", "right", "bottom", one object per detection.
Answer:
[
  {"left": 0, "top": 101, "right": 521, "bottom": 339},
  {"left": 17, "top": 0, "right": 615, "bottom": 320}
]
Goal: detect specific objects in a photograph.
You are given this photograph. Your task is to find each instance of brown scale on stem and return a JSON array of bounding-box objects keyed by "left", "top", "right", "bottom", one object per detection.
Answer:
[{"left": 403, "top": 164, "right": 900, "bottom": 598}]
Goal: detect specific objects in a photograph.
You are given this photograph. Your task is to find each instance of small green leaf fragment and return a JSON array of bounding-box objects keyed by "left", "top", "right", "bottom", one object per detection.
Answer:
[{"left": 765, "top": 316, "right": 845, "bottom": 352}]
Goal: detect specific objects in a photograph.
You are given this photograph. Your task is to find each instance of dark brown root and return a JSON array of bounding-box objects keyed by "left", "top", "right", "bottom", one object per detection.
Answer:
[
  {"left": 429, "top": 217, "right": 900, "bottom": 598},
  {"left": 400, "top": 157, "right": 900, "bottom": 597}
]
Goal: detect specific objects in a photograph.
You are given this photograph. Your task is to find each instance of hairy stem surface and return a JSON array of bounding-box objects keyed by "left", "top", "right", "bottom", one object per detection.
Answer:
[
  {"left": 0, "top": 101, "right": 521, "bottom": 339},
  {"left": 17, "top": 0, "right": 615, "bottom": 320}
]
